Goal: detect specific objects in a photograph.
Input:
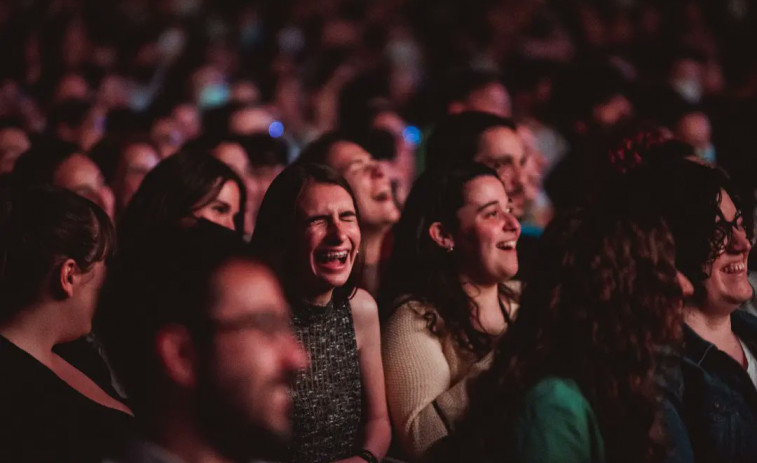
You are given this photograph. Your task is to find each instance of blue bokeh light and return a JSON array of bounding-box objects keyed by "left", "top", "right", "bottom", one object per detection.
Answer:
[
  {"left": 269, "top": 121, "right": 285, "bottom": 138},
  {"left": 403, "top": 125, "right": 422, "bottom": 146}
]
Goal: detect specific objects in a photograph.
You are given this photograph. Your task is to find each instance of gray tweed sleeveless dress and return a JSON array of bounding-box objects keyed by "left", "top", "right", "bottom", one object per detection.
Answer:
[{"left": 288, "top": 296, "right": 363, "bottom": 463}]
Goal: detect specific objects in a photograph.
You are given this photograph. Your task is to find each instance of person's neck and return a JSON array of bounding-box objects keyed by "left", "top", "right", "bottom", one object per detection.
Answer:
[
  {"left": 146, "top": 408, "right": 235, "bottom": 463},
  {"left": 361, "top": 226, "right": 389, "bottom": 266},
  {"left": 685, "top": 305, "right": 737, "bottom": 351},
  {"left": 304, "top": 288, "right": 335, "bottom": 307},
  {"left": 461, "top": 280, "right": 504, "bottom": 336},
  {"left": 0, "top": 303, "right": 66, "bottom": 367}
]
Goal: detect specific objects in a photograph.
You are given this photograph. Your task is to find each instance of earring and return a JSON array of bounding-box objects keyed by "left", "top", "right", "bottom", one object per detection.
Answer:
[{"left": 445, "top": 245, "right": 454, "bottom": 253}]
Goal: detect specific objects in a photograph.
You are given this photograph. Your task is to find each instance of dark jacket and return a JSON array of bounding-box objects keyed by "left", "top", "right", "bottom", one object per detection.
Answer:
[{"left": 667, "top": 311, "right": 757, "bottom": 463}]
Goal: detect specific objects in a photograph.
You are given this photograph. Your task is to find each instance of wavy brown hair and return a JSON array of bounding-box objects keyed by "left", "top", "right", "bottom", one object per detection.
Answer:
[{"left": 447, "top": 210, "right": 684, "bottom": 463}]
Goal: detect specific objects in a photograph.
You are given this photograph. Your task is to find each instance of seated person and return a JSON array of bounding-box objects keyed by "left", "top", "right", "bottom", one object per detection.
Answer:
[
  {"left": 0, "top": 186, "right": 132, "bottom": 463},
  {"left": 381, "top": 163, "right": 521, "bottom": 460}
]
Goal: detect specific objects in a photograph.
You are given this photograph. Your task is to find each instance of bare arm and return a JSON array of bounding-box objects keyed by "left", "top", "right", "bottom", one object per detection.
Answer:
[{"left": 334, "top": 289, "right": 391, "bottom": 463}]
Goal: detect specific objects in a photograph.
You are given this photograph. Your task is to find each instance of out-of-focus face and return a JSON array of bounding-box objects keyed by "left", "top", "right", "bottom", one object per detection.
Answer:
[
  {"left": 454, "top": 175, "right": 520, "bottom": 285},
  {"left": 229, "top": 107, "right": 274, "bottom": 136},
  {"left": 114, "top": 142, "right": 160, "bottom": 211},
  {"left": 151, "top": 117, "right": 185, "bottom": 158},
  {"left": 200, "top": 261, "right": 308, "bottom": 457},
  {"left": 475, "top": 127, "right": 526, "bottom": 218},
  {"left": 54, "top": 153, "right": 115, "bottom": 219},
  {"left": 213, "top": 142, "right": 256, "bottom": 236},
  {"left": 326, "top": 141, "right": 399, "bottom": 230},
  {"left": 701, "top": 190, "right": 753, "bottom": 314},
  {"left": 214, "top": 142, "right": 251, "bottom": 180},
  {"left": 593, "top": 94, "right": 633, "bottom": 128},
  {"left": 172, "top": 103, "right": 201, "bottom": 140},
  {"left": 466, "top": 82, "right": 512, "bottom": 118},
  {"left": 372, "top": 111, "right": 416, "bottom": 206},
  {"left": 294, "top": 183, "right": 361, "bottom": 299},
  {"left": 676, "top": 111, "right": 711, "bottom": 150},
  {"left": 193, "top": 180, "right": 242, "bottom": 231},
  {"left": 0, "top": 127, "right": 31, "bottom": 174},
  {"left": 516, "top": 124, "right": 547, "bottom": 206}
]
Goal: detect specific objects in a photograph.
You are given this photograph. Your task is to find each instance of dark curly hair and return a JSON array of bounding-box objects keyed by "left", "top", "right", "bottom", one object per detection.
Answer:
[
  {"left": 627, "top": 158, "right": 751, "bottom": 304},
  {"left": 448, "top": 210, "right": 684, "bottom": 463},
  {"left": 381, "top": 163, "right": 517, "bottom": 357}
]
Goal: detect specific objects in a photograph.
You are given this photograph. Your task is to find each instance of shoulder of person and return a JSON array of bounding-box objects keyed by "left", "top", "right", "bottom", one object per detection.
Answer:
[{"left": 350, "top": 288, "right": 379, "bottom": 325}]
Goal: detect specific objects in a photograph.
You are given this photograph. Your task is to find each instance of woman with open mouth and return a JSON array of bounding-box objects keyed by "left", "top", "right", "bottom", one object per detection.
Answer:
[
  {"left": 380, "top": 162, "right": 521, "bottom": 461},
  {"left": 250, "top": 162, "right": 391, "bottom": 463}
]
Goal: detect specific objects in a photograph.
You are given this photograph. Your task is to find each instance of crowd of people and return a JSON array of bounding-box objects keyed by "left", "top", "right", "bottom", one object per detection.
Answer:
[{"left": 1, "top": 0, "right": 757, "bottom": 462}]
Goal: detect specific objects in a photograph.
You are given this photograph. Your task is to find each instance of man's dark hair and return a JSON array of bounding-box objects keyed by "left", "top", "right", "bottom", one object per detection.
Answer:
[
  {"left": 97, "top": 221, "right": 247, "bottom": 412},
  {"left": 425, "top": 111, "right": 516, "bottom": 170},
  {"left": 440, "top": 69, "right": 504, "bottom": 110}
]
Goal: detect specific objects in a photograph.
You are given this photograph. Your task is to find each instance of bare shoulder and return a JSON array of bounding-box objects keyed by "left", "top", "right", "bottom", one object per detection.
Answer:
[{"left": 349, "top": 288, "right": 379, "bottom": 329}]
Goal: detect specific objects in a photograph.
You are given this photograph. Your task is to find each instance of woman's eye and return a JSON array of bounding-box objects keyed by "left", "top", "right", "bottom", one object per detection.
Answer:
[{"left": 485, "top": 210, "right": 499, "bottom": 218}]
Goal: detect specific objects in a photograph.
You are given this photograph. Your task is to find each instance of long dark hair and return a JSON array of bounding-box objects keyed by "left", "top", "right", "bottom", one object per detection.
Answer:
[
  {"left": 453, "top": 210, "right": 684, "bottom": 463},
  {"left": 0, "top": 186, "right": 115, "bottom": 322},
  {"left": 118, "top": 150, "right": 246, "bottom": 249},
  {"left": 381, "top": 163, "right": 517, "bottom": 357},
  {"left": 249, "top": 162, "right": 362, "bottom": 302}
]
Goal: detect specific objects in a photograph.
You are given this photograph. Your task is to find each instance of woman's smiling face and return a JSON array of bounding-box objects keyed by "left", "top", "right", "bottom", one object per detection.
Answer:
[{"left": 453, "top": 175, "right": 521, "bottom": 286}]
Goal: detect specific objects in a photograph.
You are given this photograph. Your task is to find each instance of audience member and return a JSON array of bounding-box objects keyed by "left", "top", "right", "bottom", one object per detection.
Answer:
[
  {"left": 630, "top": 159, "right": 757, "bottom": 463},
  {"left": 99, "top": 222, "right": 308, "bottom": 463},
  {"left": 12, "top": 139, "right": 115, "bottom": 218},
  {"left": 118, "top": 150, "right": 246, "bottom": 252},
  {"left": 89, "top": 136, "right": 161, "bottom": 215},
  {"left": 297, "top": 132, "right": 400, "bottom": 297},
  {"left": 250, "top": 163, "right": 391, "bottom": 463},
  {"left": 444, "top": 209, "right": 690, "bottom": 463},
  {"left": 426, "top": 112, "right": 527, "bottom": 219},
  {"left": 381, "top": 163, "right": 520, "bottom": 460},
  {"left": 0, "top": 186, "right": 132, "bottom": 463}
]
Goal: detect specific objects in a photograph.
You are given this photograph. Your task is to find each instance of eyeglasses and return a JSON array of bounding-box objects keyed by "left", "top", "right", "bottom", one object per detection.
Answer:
[
  {"left": 711, "top": 210, "right": 755, "bottom": 255},
  {"left": 207, "top": 311, "right": 293, "bottom": 337}
]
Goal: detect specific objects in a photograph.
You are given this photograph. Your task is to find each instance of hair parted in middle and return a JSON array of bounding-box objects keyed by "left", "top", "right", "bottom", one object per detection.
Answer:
[{"left": 249, "top": 162, "right": 363, "bottom": 302}]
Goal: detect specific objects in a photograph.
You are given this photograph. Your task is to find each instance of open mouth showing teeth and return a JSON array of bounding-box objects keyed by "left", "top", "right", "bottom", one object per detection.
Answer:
[
  {"left": 722, "top": 262, "right": 746, "bottom": 274},
  {"left": 496, "top": 241, "right": 517, "bottom": 250},
  {"left": 315, "top": 250, "right": 349, "bottom": 264}
]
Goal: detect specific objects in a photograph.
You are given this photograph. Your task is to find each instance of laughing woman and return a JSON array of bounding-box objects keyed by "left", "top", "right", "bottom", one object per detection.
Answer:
[
  {"left": 250, "top": 163, "right": 391, "bottom": 463},
  {"left": 380, "top": 163, "right": 521, "bottom": 461}
]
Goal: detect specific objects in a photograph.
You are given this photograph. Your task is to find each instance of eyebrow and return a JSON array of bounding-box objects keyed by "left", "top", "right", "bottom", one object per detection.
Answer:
[
  {"left": 476, "top": 200, "right": 500, "bottom": 212},
  {"left": 343, "top": 158, "right": 368, "bottom": 171}
]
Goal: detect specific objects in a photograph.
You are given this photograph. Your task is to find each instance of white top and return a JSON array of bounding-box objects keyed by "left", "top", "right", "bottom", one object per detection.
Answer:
[{"left": 739, "top": 339, "right": 757, "bottom": 389}]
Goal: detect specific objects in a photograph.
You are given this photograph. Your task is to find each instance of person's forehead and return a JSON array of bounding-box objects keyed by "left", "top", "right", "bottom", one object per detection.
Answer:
[
  {"left": 477, "top": 127, "right": 524, "bottom": 160},
  {"left": 214, "top": 143, "right": 249, "bottom": 169},
  {"left": 298, "top": 182, "right": 354, "bottom": 213},
  {"left": 210, "top": 261, "right": 287, "bottom": 318},
  {"left": 718, "top": 189, "right": 738, "bottom": 220},
  {"left": 124, "top": 143, "right": 159, "bottom": 164},
  {"left": 461, "top": 175, "right": 508, "bottom": 206},
  {"left": 326, "top": 141, "right": 371, "bottom": 171}
]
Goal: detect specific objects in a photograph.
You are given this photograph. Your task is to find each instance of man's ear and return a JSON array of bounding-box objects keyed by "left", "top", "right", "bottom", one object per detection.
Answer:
[
  {"left": 58, "top": 258, "right": 79, "bottom": 298},
  {"left": 429, "top": 222, "right": 455, "bottom": 251},
  {"left": 155, "top": 325, "right": 198, "bottom": 389}
]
